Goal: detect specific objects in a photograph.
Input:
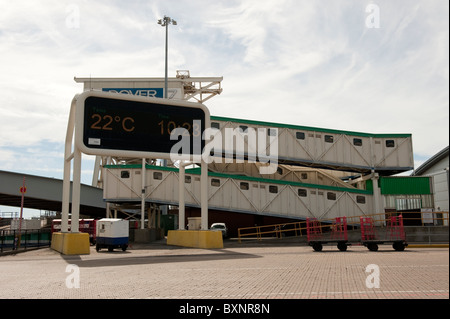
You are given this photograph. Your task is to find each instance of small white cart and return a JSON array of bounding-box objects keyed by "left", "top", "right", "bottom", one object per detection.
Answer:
[{"left": 95, "top": 218, "right": 129, "bottom": 252}]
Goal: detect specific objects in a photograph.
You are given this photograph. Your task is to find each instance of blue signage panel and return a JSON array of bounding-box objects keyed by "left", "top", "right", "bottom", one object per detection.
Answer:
[{"left": 102, "top": 88, "right": 164, "bottom": 98}]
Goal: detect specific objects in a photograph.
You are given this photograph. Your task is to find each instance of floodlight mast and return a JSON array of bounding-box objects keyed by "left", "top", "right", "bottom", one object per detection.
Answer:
[
  {"left": 158, "top": 16, "right": 177, "bottom": 99},
  {"left": 158, "top": 16, "right": 178, "bottom": 219}
]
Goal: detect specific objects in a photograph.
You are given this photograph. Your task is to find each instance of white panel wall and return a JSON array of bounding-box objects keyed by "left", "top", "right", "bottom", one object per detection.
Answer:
[
  {"left": 210, "top": 117, "right": 413, "bottom": 173},
  {"left": 433, "top": 171, "right": 449, "bottom": 212},
  {"left": 103, "top": 166, "right": 374, "bottom": 221}
]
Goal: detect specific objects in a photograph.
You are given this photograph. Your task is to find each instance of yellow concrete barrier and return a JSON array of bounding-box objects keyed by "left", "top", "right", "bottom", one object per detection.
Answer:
[
  {"left": 51, "top": 232, "right": 90, "bottom": 255},
  {"left": 167, "top": 230, "right": 223, "bottom": 249},
  {"left": 51, "top": 232, "right": 64, "bottom": 252}
]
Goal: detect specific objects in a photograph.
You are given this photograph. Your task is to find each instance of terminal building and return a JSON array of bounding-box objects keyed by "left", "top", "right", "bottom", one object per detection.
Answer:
[
  {"left": 74, "top": 73, "right": 446, "bottom": 237},
  {"left": 411, "top": 146, "right": 449, "bottom": 224}
]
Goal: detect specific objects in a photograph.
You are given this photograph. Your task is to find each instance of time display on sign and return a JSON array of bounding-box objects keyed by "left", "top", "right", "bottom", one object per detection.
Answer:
[{"left": 82, "top": 95, "right": 206, "bottom": 155}]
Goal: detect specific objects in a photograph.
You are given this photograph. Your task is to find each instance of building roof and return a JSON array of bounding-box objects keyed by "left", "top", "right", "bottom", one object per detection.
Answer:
[
  {"left": 412, "top": 146, "right": 449, "bottom": 176},
  {"left": 211, "top": 116, "right": 412, "bottom": 138}
]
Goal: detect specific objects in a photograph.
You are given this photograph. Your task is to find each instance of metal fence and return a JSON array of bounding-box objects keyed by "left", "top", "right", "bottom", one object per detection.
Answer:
[
  {"left": 0, "top": 229, "right": 51, "bottom": 253},
  {"left": 237, "top": 211, "right": 449, "bottom": 243}
]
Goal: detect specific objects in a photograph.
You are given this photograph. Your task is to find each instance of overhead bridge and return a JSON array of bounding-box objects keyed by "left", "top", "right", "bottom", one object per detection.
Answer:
[
  {"left": 0, "top": 170, "right": 105, "bottom": 217},
  {"left": 103, "top": 164, "right": 374, "bottom": 221},
  {"left": 209, "top": 116, "right": 414, "bottom": 176}
]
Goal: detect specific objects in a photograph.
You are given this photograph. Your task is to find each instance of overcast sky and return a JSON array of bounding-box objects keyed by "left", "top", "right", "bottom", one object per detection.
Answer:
[{"left": 0, "top": 0, "right": 448, "bottom": 216}]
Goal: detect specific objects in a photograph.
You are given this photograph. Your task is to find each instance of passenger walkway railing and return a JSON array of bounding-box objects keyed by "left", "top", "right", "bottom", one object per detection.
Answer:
[
  {"left": 0, "top": 229, "right": 51, "bottom": 253},
  {"left": 237, "top": 211, "right": 449, "bottom": 243},
  {"left": 238, "top": 221, "right": 307, "bottom": 243}
]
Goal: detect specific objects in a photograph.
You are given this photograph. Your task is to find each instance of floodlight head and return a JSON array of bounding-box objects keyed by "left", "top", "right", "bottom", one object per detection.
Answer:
[
  {"left": 172, "top": 20, "right": 177, "bottom": 25},
  {"left": 157, "top": 19, "right": 162, "bottom": 25}
]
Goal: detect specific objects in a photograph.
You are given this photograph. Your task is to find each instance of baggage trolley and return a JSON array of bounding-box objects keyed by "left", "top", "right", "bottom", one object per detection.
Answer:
[
  {"left": 360, "top": 215, "right": 407, "bottom": 251},
  {"left": 307, "top": 217, "right": 349, "bottom": 251}
]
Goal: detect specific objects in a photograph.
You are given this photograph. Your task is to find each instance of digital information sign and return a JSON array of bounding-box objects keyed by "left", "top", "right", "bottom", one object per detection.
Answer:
[{"left": 75, "top": 91, "right": 209, "bottom": 159}]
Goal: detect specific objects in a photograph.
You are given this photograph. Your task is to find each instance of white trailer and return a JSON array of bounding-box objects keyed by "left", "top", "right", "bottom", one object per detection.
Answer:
[{"left": 95, "top": 218, "right": 129, "bottom": 252}]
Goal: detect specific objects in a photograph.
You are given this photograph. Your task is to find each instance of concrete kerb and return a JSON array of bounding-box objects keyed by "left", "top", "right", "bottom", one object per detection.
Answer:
[
  {"left": 3, "top": 235, "right": 447, "bottom": 258},
  {"left": 407, "top": 243, "right": 449, "bottom": 248},
  {"left": 0, "top": 246, "right": 44, "bottom": 257}
]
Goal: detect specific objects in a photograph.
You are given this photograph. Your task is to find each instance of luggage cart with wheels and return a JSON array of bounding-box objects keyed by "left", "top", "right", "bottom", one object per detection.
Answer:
[
  {"left": 387, "top": 215, "right": 408, "bottom": 251},
  {"left": 360, "top": 215, "right": 407, "bottom": 251},
  {"left": 307, "top": 217, "right": 350, "bottom": 252}
]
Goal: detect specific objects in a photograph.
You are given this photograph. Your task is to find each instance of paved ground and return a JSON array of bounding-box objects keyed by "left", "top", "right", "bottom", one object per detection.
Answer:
[{"left": 0, "top": 240, "right": 448, "bottom": 300}]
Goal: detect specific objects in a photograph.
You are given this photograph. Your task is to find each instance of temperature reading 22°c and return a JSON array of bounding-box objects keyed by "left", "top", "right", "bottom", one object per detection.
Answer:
[{"left": 90, "top": 114, "right": 135, "bottom": 132}]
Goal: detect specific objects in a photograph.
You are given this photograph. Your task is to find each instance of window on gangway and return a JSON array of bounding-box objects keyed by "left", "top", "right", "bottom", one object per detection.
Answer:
[
  {"left": 269, "top": 185, "right": 278, "bottom": 194},
  {"left": 357, "top": 195, "right": 366, "bottom": 204},
  {"left": 386, "top": 140, "right": 395, "bottom": 147},
  {"left": 296, "top": 132, "right": 305, "bottom": 140},
  {"left": 211, "top": 179, "right": 221, "bottom": 187},
  {"left": 353, "top": 138, "right": 363, "bottom": 146},
  {"left": 240, "top": 182, "right": 249, "bottom": 190},
  {"left": 153, "top": 172, "right": 163, "bottom": 180},
  {"left": 298, "top": 189, "right": 307, "bottom": 197}
]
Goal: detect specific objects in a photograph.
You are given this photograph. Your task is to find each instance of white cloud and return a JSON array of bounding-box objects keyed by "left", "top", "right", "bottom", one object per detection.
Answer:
[
  {"left": 0, "top": 0, "right": 448, "bottom": 190},
  {"left": 205, "top": 0, "right": 449, "bottom": 159}
]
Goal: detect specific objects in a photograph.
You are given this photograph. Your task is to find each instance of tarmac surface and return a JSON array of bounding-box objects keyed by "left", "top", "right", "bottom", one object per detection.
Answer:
[{"left": 0, "top": 239, "right": 448, "bottom": 300}]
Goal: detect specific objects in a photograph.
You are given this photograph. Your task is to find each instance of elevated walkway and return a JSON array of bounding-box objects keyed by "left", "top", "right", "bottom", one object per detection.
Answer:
[
  {"left": 103, "top": 164, "right": 373, "bottom": 221},
  {"left": 0, "top": 170, "right": 105, "bottom": 217},
  {"left": 210, "top": 116, "right": 414, "bottom": 176}
]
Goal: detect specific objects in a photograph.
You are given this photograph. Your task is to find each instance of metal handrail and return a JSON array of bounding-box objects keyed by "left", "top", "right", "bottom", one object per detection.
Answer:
[
  {"left": 0, "top": 229, "right": 51, "bottom": 253},
  {"left": 237, "top": 211, "right": 449, "bottom": 243},
  {"left": 238, "top": 221, "right": 307, "bottom": 243}
]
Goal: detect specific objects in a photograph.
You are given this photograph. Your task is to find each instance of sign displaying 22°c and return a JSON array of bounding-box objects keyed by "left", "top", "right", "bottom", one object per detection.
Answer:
[{"left": 75, "top": 91, "right": 210, "bottom": 159}]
